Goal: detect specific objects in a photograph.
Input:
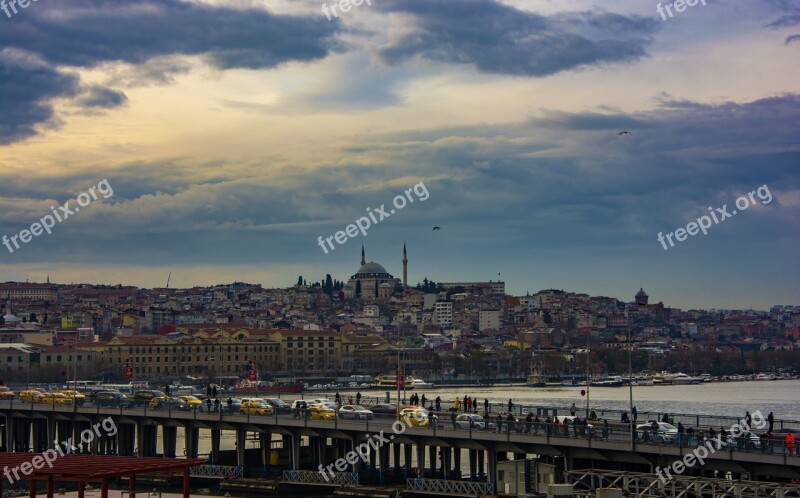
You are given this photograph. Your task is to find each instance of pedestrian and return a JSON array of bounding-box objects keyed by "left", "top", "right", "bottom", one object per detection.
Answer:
[
  {"left": 356, "top": 392, "right": 362, "bottom": 405},
  {"left": 506, "top": 412, "right": 515, "bottom": 434},
  {"left": 602, "top": 419, "right": 609, "bottom": 440},
  {"left": 466, "top": 396, "right": 471, "bottom": 412},
  {"left": 451, "top": 410, "right": 457, "bottom": 429},
  {"left": 453, "top": 397, "right": 460, "bottom": 412},
  {"left": 206, "top": 398, "right": 212, "bottom": 412},
  {"left": 214, "top": 398, "right": 220, "bottom": 412},
  {"left": 570, "top": 403, "right": 577, "bottom": 416},
  {"left": 496, "top": 413, "right": 503, "bottom": 433},
  {"left": 745, "top": 411, "right": 752, "bottom": 429},
  {"left": 632, "top": 406, "right": 637, "bottom": 422},
  {"left": 206, "top": 385, "right": 212, "bottom": 397},
  {"left": 227, "top": 397, "right": 233, "bottom": 412},
  {"left": 508, "top": 398, "right": 513, "bottom": 412},
  {"left": 463, "top": 396, "right": 468, "bottom": 412},
  {"left": 525, "top": 412, "right": 533, "bottom": 434},
  {"left": 335, "top": 392, "right": 341, "bottom": 405},
  {"left": 484, "top": 398, "right": 489, "bottom": 414},
  {"left": 768, "top": 412, "right": 775, "bottom": 432},
  {"left": 472, "top": 396, "right": 477, "bottom": 413},
  {"left": 348, "top": 396, "right": 353, "bottom": 405},
  {"left": 786, "top": 432, "right": 796, "bottom": 455},
  {"left": 212, "top": 386, "right": 217, "bottom": 398},
  {"left": 534, "top": 415, "right": 541, "bottom": 435},
  {"left": 677, "top": 422, "right": 685, "bottom": 445},
  {"left": 621, "top": 412, "right": 629, "bottom": 424},
  {"left": 421, "top": 394, "right": 427, "bottom": 407},
  {"left": 435, "top": 396, "right": 441, "bottom": 411}
]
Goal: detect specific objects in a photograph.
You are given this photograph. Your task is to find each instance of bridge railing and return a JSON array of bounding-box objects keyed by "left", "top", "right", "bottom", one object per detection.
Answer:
[
  {"left": 190, "top": 465, "right": 243, "bottom": 479},
  {"left": 282, "top": 470, "right": 358, "bottom": 485},
  {"left": 406, "top": 478, "right": 494, "bottom": 496}
]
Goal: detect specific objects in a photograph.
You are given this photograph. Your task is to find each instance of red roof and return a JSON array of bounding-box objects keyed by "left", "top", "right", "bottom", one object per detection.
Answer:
[{"left": 0, "top": 454, "right": 205, "bottom": 481}]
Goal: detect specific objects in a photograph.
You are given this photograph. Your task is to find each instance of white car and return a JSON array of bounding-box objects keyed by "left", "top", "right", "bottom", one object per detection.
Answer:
[
  {"left": 455, "top": 414, "right": 497, "bottom": 430},
  {"left": 338, "top": 405, "right": 374, "bottom": 420},
  {"left": 637, "top": 422, "right": 678, "bottom": 443}
]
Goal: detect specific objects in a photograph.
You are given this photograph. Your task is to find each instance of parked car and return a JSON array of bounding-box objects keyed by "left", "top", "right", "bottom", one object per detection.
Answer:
[
  {"left": 95, "top": 391, "right": 130, "bottom": 408},
  {"left": 0, "top": 386, "right": 15, "bottom": 400},
  {"left": 149, "top": 396, "right": 189, "bottom": 410},
  {"left": 19, "top": 389, "right": 44, "bottom": 403},
  {"left": 338, "top": 405, "right": 374, "bottom": 420},
  {"left": 240, "top": 400, "right": 273, "bottom": 416},
  {"left": 636, "top": 422, "right": 678, "bottom": 443},
  {"left": 133, "top": 390, "right": 166, "bottom": 406},
  {"left": 370, "top": 403, "right": 398, "bottom": 415},
  {"left": 455, "top": 414, "right": 497, "bottom": 430},
  {"left": 262, "top": 398, "right": 292, "bottom": 414},
  {"left": 41, "top": 393, "right": 73, "bottom": 405},
  {"left": 59, "top": 390, "right": 86, "bottom": 406}
]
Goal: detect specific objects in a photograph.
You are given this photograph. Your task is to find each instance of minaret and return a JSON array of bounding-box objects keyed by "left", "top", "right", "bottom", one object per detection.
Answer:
[
  {"left": 361, "top": 245, "right": 366, "bottom": 266},
  {"left": 402, "top": 243, "right": 408, "bottom": 287}
]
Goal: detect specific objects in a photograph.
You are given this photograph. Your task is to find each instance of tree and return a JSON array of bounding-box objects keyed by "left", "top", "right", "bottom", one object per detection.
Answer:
[{"left": 296, "top": 276, "right": 303, "bottom": 287}]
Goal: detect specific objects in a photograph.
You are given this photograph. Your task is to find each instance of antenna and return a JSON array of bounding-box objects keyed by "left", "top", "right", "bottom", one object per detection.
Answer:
[{"left": 166, "top": 272, "right": 171, "bottom": 289}]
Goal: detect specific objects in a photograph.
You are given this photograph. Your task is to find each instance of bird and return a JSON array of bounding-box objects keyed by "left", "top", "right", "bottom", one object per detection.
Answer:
[
  {"left": 432, "top": 226, "right": 441, "bottom": 231},
  {"left": 618, "top": 131, "right": 632, "bottom": 136}
]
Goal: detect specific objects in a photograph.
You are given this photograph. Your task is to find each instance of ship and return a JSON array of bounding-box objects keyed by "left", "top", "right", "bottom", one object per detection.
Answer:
[
  {"left": 374, "top": 374, "right": 432, "bottom": 389},
  {"left": 589, "top": 375, "right": 624, "bottom": 387},
  {"left": 233, "top": 380, "right": 305, "bottom": 394}
]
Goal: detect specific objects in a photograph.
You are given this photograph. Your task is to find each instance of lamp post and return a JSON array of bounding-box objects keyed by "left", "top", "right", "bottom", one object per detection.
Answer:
[
  {"left": 628, "top": 328, "right": 634, "bottom": 449},
  {"left": 585, "top": 331, "right": 590, "bottom": 418}
]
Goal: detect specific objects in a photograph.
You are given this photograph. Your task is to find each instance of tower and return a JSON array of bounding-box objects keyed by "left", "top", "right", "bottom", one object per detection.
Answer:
[
  {"left": 402, "top": 243, "right": 408, "bottom": 287},
  {"left": 361, "top": 244, "right": 366, "bottom": 266}
]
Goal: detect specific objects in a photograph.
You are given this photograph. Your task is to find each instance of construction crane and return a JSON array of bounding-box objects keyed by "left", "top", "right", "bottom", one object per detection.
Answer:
[{"left": 166, "top": 272, "right": 171, "bottom": 289}]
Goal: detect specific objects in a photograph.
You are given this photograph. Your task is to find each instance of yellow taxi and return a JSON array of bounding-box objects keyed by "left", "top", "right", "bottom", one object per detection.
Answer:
[
  {"left": 308, "top": 403, "right": 336, "bottom": 421},
  {"left": 41, "top": 393, "right": 74, "bottom": 405},
  {"left": 19, "top": 389, "right": 44, "bottom": 403},
  {"left": 240, "top": 400, "right": 273, "bottom": 416},
  {"left": 0, "top": 386, "right": 15, "bottom": 400},
  {"left": 178, "top": 395, "right": 203, "bottom": 408},
  {"left": 59, "top": 390, "right": 86, "bottom": 406},
  {"left": 399, "top": 407, "right": 429, "bottom": 427}
]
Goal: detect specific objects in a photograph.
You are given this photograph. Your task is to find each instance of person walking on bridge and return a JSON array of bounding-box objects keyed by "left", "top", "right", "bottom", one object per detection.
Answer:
[
  {"left": 508, "top": 398, "right": 513, "bottom": 413},
  {"left": 484, "top": 398, "right": 489, "bottom": 415},
  {"left": 787, "top": 432, "right": 796, "bottom": 455},
  {"left": 768, "top": 412, "right": 775, "bottom": 432}
]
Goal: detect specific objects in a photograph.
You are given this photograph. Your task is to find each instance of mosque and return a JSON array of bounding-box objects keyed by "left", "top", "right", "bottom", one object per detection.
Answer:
[{"left": 342, "top": 245, "right": 407, "bottom": 299}]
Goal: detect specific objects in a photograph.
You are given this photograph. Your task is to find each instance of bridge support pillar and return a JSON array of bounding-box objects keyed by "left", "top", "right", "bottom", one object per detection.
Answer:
[
  {"left": 403, "top": 444, "right": 413, "bottom": 472},
  {"left": 487, "top": 448, "right": 497, "bottom": 491},
  {"left": 32, "top": 419, "right": 48, "bottom": 452},
  {"left": 118, "top": 423, "right": 135, "bottom": 456},
  {"left": 163, "top": 426, "right": 177, "bottom": 458},
  {"left": 259, "top": 432, "right": 271, "bottom": 475},
  {"left": 478, "top": 448, "right": 485, "bottom": 477},
  {"left": 416, "top": 443, "right": 426, "bottom": 477},
  {"left": 46, "top": 415, "right": 56, "bottom": 450},
  {"left": 184, "top": 427, "right": 199, "bottom": 458},
  {"left": 3, "top": 415, "right": 13, "bottom": 452},
  {"left": 210, "top": 429, "right": 220, "bottom": 464},
  {"left": 392, "top": 443, "right": 401, "bottom": 471},
  {"left": 469, "top": 449, "right": 477, "bottom": 481},
  {"left": 378, "top": 442, "right": 389, "bottom": 483},
  {"left": 236, "top": 429, "right": 246, "bottom": 469},
  {"left": 369, "top": 442, "right": 377, "bottom": 471},
  {"left": 442, "top": 447, "right": 451, "bottom": 480},
  {"left": 290, "top": 430, "right": 300, "bottom": 470},
  {"left": 428, "top": 445, "right": 436, "bottom": 476},
  {"left": 453, "top": 448, "right": 461, "bottom": 478},
  {"left": 136, "top": 423, "right": 144, "bottom": 456}
]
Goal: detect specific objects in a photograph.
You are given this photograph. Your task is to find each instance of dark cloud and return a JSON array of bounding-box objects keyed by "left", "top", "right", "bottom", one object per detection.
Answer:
[
  {"left": 374, "top": 0, "right": 658, "bottom": 76},
  {"left": 0, "top": 0, "right": 341, "bottom": 144},
  {"left": 765, "top": 0, "right": 800, "bottom": 45},
  {"left": 74, "top": 85, "right": 128, "bottom": 109}
]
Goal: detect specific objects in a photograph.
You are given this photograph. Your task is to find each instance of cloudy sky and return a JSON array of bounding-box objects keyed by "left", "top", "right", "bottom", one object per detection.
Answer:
[{"left": 1, "top": 0, "right": 798, "bottom": 310}]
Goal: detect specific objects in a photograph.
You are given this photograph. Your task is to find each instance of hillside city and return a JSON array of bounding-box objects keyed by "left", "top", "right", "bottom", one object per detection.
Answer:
[{"left": 1, "top": 250, "right": 798, "bottom": 385}]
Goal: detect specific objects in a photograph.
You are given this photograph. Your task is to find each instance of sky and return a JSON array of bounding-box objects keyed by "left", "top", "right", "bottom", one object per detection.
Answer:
[{"left": 0, "top": 0, "right": 798, "bottom": 310}]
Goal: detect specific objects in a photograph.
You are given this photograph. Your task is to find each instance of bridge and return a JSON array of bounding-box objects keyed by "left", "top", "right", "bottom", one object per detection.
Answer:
[{"left": 0, "top": 399, "right": 797, "bottom": 495}]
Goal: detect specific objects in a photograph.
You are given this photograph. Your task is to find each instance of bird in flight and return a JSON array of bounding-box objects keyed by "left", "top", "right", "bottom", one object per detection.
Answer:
[
  {"left": 618, "top": 131, "right": 632, "bottom": 136},
  {"left": 432, "top": 226, "right": 441, "bottom": 231}
]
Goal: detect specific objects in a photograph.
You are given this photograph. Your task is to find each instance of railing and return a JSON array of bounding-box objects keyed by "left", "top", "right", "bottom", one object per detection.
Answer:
[
  {"left": 190, "top": 465, "right": 243, "bottom": 479},
  {"left": 282, "top": 470, "right": 358, "bottom": 485},
  {"left": 406, "top": 478, "right": 494, "bottom": 496}
]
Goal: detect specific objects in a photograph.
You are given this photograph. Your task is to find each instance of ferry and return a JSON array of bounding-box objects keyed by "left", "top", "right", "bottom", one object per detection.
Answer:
[
  {"left": 233, "top": 380, "right": 305, "bottom": 394},
  {"left": 671, "top": 373, "right": 703, "bottom": 385},
  {"left": 374, "top": 374, "right": 432, "bottom": 389},
  {"left": 589, "top": 375, "right": 624, "bottom": 387}
]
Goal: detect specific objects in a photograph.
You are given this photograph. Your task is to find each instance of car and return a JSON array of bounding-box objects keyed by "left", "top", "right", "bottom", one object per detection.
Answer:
[
  {"left": 400, "top": 408, "right": 429, "bottom": 427},
  {"left": 19, "top": 390, "right": 44, "bottom": 403},
  {"left": 371, "top": 403, "right": 399, "bottom": 415},
  {"left": 133, "top": 390, "right": 166, "bottom": 406},
  {"left": 637, "top": 422, "right": 678, "bottom": 443},
  {"left": 177, "top": 395, "right": 203, "bottom": 408},
  {"left": 59, "top": 390, "right": 86, "bottom": 406},
  {"left": 0, "top": 386, "right": 15, "bottom": 400},
  {"left": 149, "top": 396, "right": 189, "bottom": 410},
  {"left": 262, "top": 398, "right": 292, "bottom": 414},
  {"left": 222, "top": 398, "right": 243, "bottom": 413},
  {"left": 339, "top": 405, "right": 374, "bottom": 420},
  {"left": 240, "top": 400, "right": 274, "bottom": 416},
  {"left": 41, "top": 393, "right": 73, "bottom": 405},
  {"left": 455, "top": 414, "right": 497, "bottom": 430},
  {"left": 95, "top": 391, "right": 130, "bottom": 408},
  {"left": 309, "top": 404, "right": 336, "bottom": 420}
]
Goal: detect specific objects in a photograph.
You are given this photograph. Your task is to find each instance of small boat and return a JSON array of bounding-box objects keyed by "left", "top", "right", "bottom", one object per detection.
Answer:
[
  {"left": 589, "top": 376, "right": 624, "bottom": 387},
  {"left": 526, "top": 376, "right": 546, "bottom": 388},
  {"left": 407, "top": 378, "right": 434, "bottom": 389},
  {"left": 671, "top": 373, "right": 703, "bottom": 385}
]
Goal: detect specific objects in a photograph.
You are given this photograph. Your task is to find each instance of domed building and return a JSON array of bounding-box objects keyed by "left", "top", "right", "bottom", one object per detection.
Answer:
[
  {"left": 343, "top": 246, "right": 404, "bottom": 299},
  {"left": 635, "top": 287, "right": 649, "bottom": 306}
]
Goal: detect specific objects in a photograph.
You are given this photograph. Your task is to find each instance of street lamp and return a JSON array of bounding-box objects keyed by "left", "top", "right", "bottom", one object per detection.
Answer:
[{"left": 628, "top": 328, "right": 634, "bottom": 449}]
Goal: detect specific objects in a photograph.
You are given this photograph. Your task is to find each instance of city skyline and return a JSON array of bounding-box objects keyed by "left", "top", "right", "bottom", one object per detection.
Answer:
[{"left": 1, "top": 0, "right": 799, "bottom": 311}]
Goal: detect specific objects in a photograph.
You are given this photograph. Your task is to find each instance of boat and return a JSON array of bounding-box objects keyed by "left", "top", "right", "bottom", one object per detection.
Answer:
[
  {"left": 526, "top": 375, "right": 546, "bottom": 388},
  {"left": 407, "top": 378, "right": 434, "bottom": 389},
  {"left": 755, "top": 373, "right": 777, "bottom": 381},
  {"left": 671, "top": 373, "right": 703, "bottom": 385},
  {"left": 233, "top": 380, "right": 305, "bottom": 394},
  {"left": 374, "top": 374, "right": 430, "bottom": 389},
  {"left": 589, "top": 376, "right": 624, "bottom": 387}
]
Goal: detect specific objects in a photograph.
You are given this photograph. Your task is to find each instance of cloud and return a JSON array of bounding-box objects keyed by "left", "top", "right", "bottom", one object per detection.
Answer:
[
  {"left": 74, "top": 85, "right": 128, "bottom": 109},
  {"left": 374, "top": 0, "right": 658, "bottom": 76},
  {"left": 0, "top": 0, "right": 341, "bottom": 144}
]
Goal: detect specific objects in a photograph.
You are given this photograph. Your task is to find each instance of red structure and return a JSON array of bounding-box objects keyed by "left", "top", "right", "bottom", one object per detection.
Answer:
[{"left": 0, "top": 454, "right": 205, "bottom": 498}]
